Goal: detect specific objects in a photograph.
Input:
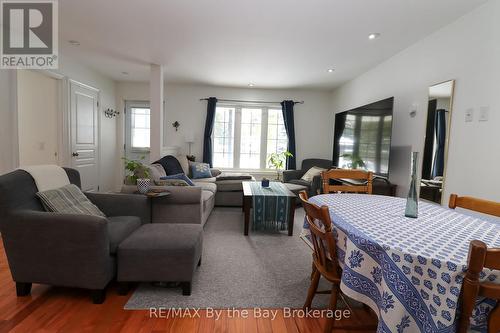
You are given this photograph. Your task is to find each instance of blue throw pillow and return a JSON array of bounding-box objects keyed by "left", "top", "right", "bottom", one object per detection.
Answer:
[
  {"left": 191, "top": 162, "right": 212, "bottom": 179},
  {"left": 160, "top": 173, "right": 195, "bottom": 186}
]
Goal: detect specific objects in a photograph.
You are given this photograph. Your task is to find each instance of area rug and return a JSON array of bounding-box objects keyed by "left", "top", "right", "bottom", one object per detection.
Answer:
[{"left": 124, "top": 207, "right": 333, "bottom": 309}]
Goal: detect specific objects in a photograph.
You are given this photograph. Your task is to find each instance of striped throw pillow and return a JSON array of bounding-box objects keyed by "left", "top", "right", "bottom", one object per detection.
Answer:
[{"left": 36, "top": 184, "right": 106, "bottom": 217}]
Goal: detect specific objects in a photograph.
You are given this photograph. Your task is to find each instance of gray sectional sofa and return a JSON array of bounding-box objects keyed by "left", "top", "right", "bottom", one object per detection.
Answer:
[{"left": 121, "top": 155, "right": 254, "bottom": 225}]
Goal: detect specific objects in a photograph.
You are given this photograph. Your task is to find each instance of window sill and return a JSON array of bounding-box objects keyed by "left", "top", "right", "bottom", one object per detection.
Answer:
[{"left": 130, "top": 148, "right": 150, "bottom": 153}]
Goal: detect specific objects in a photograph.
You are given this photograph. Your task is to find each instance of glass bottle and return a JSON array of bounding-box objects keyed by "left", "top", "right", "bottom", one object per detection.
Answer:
[{"left": 405, "top": 151, "right": 419, "bottom": 218}]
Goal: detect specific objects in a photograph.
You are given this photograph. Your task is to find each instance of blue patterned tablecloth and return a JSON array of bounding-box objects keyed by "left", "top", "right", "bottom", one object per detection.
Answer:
[{"left": 305, "top": 194, "right": 500, "bottom": 333}]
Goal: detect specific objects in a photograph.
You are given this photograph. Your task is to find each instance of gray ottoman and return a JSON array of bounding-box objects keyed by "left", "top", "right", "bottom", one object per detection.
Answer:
[{"left": 117, "top": 223, "right": 203, "bottom": 295}]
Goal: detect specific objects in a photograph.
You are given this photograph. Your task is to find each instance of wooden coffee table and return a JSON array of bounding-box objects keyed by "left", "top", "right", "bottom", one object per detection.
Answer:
[{"left": 242, "top": 181, "right": 296, "bottom": 236}]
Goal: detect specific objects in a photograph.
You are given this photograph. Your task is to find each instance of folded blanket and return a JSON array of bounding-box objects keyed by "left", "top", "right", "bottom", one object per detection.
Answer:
[
  {"left": 216, "top": 173, "right": 253, "bottom": 181},
  {"left": 20, "top": 165, "right": 70, "bottom": 191}
]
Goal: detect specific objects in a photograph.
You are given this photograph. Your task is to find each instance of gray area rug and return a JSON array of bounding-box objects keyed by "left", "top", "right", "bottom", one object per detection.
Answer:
[{"left": 124, "top": 207, "right": 333, "bottom": 309}]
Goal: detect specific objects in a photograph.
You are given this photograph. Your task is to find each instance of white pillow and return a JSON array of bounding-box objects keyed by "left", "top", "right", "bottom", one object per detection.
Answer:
[
  {"left": 148, "top": 164, "right": 167, "bottom": 182},
  {"left": 301, "top": 166, "right": 326, "bottom": 182},
  {"left": 177, "top": 155, "right": 190, "bottom": 175}
]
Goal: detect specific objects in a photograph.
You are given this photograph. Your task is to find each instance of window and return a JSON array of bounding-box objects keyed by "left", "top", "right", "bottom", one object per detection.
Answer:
[
  {"left": 240, "top": 108, "right": 262, "bottom": 168},
  {"left": 131, "top": 107, "right": 150, "bottom": 149},
  {"left": 213, "top": 107, "right": 235, "bottom": 168},
  {"left": 266, "top": 109, "right": 288, "bottom": 168},
  {"left": 212, "top": 105, "right": 288, "bottom": 169}
]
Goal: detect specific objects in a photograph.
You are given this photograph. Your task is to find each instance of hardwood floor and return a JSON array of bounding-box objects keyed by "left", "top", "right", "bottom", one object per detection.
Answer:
[{"left": 0, "top": 240, "right": 377, "bottom": 332}]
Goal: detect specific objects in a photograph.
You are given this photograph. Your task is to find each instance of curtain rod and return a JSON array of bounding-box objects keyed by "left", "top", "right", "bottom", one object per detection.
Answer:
[{"left": 199, "top": 98, "right": 304, "bottom": 105}]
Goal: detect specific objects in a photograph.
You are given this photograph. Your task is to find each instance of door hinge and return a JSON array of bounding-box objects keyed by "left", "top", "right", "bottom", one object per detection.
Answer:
[
  {"left": 98, "top": 185, "right": 100, "bottom": 191},
  {"left": 97, "top": 101, "right": 100, "bottom": 107}
]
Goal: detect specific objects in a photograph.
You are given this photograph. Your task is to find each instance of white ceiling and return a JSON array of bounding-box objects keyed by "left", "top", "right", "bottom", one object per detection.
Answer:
[{"left": 59, "top": 0, "right": 488, "bottom": 89}]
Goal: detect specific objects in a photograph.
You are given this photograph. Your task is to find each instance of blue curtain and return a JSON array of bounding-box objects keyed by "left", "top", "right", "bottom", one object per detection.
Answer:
[
  {"left": 431, "top": 109, "right": 446, "bottom": 178},
  {"left": 332, "top": 112, "right": 347, "bottom": 167},
  {"left": 202, "top": 97, "right": 218, "bottom": 167},
  {"left": 280, "top": 100, "right": 296, "bottom": 170}
]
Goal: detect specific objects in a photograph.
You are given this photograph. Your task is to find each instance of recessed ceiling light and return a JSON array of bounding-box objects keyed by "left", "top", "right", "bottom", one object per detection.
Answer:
[
  {"left": 68, "top": 40, "right": 80, "bottom": 46},
  {"left": 327, "top": 69, "right": 335, "bottom": 73},
  {"left": 121, "top": 71, "right": 129, "bottom": 75},
  {"left": 248, "top": 83, "right": 255, "bottom": 87},
  {"left": 368, "top": 33, "right": 381, "bottom": 40}
]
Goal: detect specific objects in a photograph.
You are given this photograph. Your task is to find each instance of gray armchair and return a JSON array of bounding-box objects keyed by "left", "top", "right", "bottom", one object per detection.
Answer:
[
  {"left": 283, "top": 159, "right": 333, "bottom": 196},
  {"left": 0, "top": 168, "right": 149, "bottom": 304}
]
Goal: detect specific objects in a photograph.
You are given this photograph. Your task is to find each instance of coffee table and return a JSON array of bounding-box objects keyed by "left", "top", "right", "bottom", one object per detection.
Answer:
[{"left": 242, "top": 181, "right": 296, "bottom": 236}]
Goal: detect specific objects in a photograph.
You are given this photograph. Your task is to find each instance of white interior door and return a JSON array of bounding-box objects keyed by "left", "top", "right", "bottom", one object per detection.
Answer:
[{"left": 70, "top": 80, "right": 100, "bottom": 192}]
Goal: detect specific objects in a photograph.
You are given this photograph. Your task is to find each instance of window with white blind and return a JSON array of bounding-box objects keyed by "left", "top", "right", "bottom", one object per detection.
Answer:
[
  {"left": 212, "top": 105, "right": 288, "bottom": 169},
  {"left": 131, "top": 107, "right": 150, "bottom": 149}
]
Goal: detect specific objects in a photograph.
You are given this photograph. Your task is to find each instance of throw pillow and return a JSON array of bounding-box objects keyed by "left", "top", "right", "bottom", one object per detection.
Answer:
[
  {"left": 301, "top": 166, "right": 327, "bottom": 182},
  {"left": 190, "top": 162, "right": 212, "bottom": 179},
  {"left": 160, "top": 173, "right": 195, "bottom": 186},
  {"left": 148, "top": 163, "right": 167, "bottom": 182},
  {"left": 36, "top": 184, "right": 106, "bottom": 217},
  {"left": 177, "top": 155, "right": 190, "bottom": 175}
]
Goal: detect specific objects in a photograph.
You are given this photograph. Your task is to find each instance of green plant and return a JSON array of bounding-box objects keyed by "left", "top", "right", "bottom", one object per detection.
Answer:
[
  {"left": 122, "top": 156, "right": 150, "bottom": 185},
  {"left": 340, "top": 153, "right": 366, "bottom": 169},
  {"left": 268, "top": 151, "right": 293, "bottom": 180}
]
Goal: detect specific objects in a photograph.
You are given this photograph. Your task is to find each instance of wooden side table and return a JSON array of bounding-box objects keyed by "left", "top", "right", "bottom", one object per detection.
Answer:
[{"left": 136, "top": 191, "right": 170, "bottom": 222}]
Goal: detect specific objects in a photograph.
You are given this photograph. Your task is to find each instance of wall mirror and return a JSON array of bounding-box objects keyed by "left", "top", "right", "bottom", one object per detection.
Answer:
[{"left": 420, "top": 80, "right": 455, "bottom": 204}]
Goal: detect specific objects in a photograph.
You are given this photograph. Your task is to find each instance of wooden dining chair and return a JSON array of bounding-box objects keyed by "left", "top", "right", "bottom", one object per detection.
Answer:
[
  {"left": 321, "top": 169, "right": 373, "bottom": 194},
  {"left": 449, "top": 194, "right": 500, "bottom": 217},
  {"left": 299, "top": 190, "right": 376, "bottom": 333},
  {"left": 458, "top": 240, "right": 500, "bottom": 333}
]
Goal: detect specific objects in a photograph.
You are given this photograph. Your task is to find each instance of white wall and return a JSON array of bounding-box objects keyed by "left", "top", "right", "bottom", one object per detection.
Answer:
[
  {"left": 116, "top": 82, "right": 333, "bottom": 174},
  {"left": 330, "top": 0, "right": 500, "bottom": 202},
  {"left": 0, "top": 70, "right": 17, "bottom": 174},
  {"left": 0, "top": 54, "right": 118, "bottom": 192},
  {"left": 17, "top": 70, "right": 59, "bottom": 166}
]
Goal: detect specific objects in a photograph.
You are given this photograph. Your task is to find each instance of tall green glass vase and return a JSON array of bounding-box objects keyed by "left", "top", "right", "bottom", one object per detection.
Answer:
[{"left": 405, "top": 151, "right": 419, "bottom": 218}]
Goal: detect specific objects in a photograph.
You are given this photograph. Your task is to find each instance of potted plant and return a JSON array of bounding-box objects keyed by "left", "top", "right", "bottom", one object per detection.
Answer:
[
  {"left": 268, "top": 151, "right": 293, "bottom": 181},
  {"left": 340, "top": 153, "right": 366, "bottom": 169},
  {"left": 122, "top": 156, "right": 150, "bottom": 185}
]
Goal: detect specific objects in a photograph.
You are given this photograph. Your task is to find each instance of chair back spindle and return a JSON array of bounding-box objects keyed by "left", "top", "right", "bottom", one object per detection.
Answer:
[{"left": 321, "top": 169, "right": 373, "bottom": 194}]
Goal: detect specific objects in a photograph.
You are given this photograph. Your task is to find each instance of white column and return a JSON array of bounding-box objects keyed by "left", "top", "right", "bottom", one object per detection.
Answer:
[{"left": 149, "top": 64, "right": 164, "bottom": 162}]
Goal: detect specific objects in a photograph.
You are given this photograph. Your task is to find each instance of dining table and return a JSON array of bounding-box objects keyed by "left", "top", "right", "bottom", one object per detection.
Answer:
[{"left": 302, "top": 193, "right": 500, "bottom": 333}]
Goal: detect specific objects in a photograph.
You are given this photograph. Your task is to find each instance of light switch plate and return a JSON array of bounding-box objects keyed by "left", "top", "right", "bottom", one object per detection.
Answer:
[
  {"left": 465, "top": 108, "right": 474, "bottom": 122},
  {"left": 479, "top": 106, "right": 489, "bottom": 122}
]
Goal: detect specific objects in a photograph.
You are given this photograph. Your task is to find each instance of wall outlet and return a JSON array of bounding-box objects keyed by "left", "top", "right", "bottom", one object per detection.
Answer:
[
  {"left": 479, "top": 106, "right": 489, "bottom": 122},
  {"left": 465, "top": 108, "right": 474, "bottom": 122}
]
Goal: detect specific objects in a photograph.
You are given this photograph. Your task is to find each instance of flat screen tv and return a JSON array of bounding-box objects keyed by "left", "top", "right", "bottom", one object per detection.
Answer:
[{"left": 333, "top": 97, "right": 394, "bottom": 177}]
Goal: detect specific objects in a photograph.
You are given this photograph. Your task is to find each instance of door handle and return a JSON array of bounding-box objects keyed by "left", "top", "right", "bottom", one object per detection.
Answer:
[{"left": 72, "top": 152, "right": 79, "bottom": 157}]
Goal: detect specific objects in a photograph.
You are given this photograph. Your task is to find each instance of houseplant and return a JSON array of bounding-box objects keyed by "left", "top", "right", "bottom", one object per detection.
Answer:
[
  {"left": 122, "top": 156, "right": 150, "bottom": 185},
  {"left": 340, "top": 153, "right": 366, "bottom": 169},
  {"left": 268, "top": 151, "right": 293, "bottom": 181}
]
